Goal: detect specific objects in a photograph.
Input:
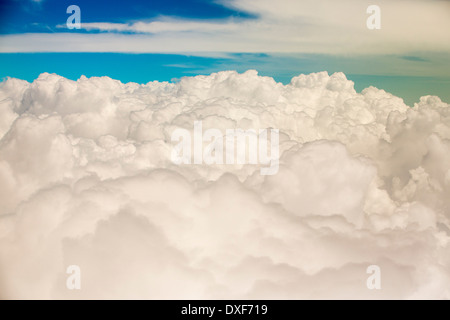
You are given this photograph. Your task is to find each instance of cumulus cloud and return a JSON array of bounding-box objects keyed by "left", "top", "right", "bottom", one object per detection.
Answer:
[{"left": 0, "top": 70, "right": 449, "bottom": 299}]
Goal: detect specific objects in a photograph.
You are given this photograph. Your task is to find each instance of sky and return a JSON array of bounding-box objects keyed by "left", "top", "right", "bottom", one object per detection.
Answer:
[
  {"left": 0, "top": 0, "right": 449, "bottom": 105},
  {"left": 1, "top": 0, "right": 450, "bottom": 299}
]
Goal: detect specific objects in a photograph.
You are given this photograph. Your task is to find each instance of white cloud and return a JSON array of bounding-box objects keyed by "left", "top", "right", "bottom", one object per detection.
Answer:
[
  {"left": 1, "top": 0, "right": 449, "bottom": 54},
  {"left": 77, "top": 22, "right": 131, "bottom": 32},
  {"left": 0, "top": 70, "right": 449, "bottom": 299},
  {"left": 75, "top": 18, "right": 240, "bottom": 34}
]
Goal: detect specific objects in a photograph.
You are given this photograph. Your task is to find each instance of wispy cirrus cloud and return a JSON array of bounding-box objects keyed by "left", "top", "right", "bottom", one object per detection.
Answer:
[
  {"left": 58, "top": 18, "right": 241, "bottom": 34},
  {"left": 400, "top": 56, "right": 429, "bottom": 63},
  {"left": 1, "top": 0, "right": 450, "bottom": 55}
]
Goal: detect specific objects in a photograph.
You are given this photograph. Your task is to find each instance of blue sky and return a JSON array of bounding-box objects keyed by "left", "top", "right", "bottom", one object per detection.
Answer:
[
  {"left": 0, "top": 0, "right": 253, "bottom": 34},
  {"left": 0, "top": 0, "right": 449, "bottom": 105}
]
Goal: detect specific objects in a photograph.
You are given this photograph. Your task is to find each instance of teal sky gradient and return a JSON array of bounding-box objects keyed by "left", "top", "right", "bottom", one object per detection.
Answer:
[{"left": 1, "top": 52, "right": 448, "bottom": 106}]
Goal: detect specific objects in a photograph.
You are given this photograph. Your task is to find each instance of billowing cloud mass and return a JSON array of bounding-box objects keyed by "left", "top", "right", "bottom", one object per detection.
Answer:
[{"left": 0, "top": 70, "right": 449, "bottom": 299}]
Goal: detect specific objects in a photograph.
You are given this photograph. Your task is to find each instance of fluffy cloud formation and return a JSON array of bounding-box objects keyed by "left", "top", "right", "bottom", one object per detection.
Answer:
[{"left": 0, "top": 70, "right": 449, "bottom": 299}]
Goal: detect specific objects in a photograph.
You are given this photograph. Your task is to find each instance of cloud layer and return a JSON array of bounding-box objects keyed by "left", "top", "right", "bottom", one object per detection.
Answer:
[
  {"left": 0, "top": 70, "right": 449, "bottom": 299},
  {"left": 1, "top": 0, "right": 450, "bottom": 54}
]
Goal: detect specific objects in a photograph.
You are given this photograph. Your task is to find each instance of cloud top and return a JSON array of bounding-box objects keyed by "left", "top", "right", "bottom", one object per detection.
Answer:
[{"left": 0, "top": 70, "right": 449, "bottom": 299}]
